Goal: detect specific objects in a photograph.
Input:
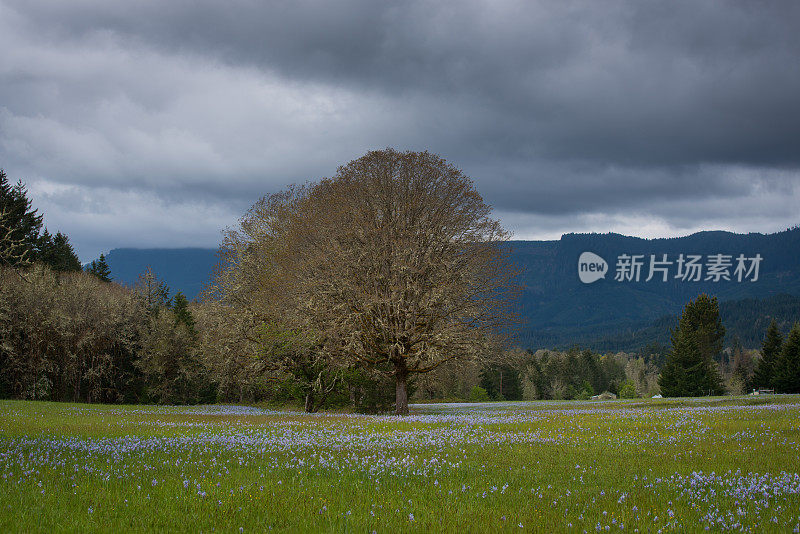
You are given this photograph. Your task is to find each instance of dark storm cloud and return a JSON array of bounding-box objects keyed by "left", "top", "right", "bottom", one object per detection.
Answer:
[{"left": 1, "top": 0, "right": 799, "bottom": 259}]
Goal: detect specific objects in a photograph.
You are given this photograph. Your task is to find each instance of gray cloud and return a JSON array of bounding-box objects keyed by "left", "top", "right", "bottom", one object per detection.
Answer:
[{"left": 1, "top": 0, "right": 798, "bottom": 260}]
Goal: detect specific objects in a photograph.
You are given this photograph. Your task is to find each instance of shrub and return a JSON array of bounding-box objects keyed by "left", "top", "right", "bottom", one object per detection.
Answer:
[
  {"left": 469, "top": 386, "right": 490, "bottom": 402},
  {"left": 619, "top": 380, "right": 638, "bottom": 399}
]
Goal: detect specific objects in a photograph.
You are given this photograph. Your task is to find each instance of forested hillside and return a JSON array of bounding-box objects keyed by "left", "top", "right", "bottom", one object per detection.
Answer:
[
  {"left": 511, "top": 227, "right": 800, "bottom": 349},
  {"left": 98, "top": 226, "right": 800, "bottom": 351},
  {"left": 538, "top": 294, "right": 800, "bottom": 352}
]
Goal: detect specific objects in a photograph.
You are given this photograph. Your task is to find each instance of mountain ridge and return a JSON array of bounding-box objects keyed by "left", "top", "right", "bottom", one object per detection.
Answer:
[{"left": 97, "top": 226, "right": 800, "bottom": 351}]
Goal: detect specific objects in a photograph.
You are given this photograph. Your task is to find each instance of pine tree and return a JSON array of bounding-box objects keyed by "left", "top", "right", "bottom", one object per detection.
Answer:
[
  {"left": 171, "top": 292, "right": 196, "bottom": 334},
  {"left": 86, "top": 253, "right": 112, "bottom": 282},
  {"left": 658, "top": 294, "right": 726, "bottom": 397},
  {"left": 479, "top": 363, "right": 522, "bottom": 400},
  {"left": 752, "top": 320, "right": 783, "bottom": 389},
  {"left": 659, "top": 330, "right": 701, "bottom": 397},
  {"left": 38, "top": 230, "right": 81, "bottom": 272},
  {"left": 773, "top": 324, "right": 800, "bottom": 393},
  {"left": 0, "top": 170, "right": 42, "bottom": 268}
]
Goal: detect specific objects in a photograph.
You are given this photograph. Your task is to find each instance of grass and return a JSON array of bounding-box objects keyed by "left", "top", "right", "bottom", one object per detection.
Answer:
[{"left": 1, "top": 397, "right": 799, "bottom": 532}]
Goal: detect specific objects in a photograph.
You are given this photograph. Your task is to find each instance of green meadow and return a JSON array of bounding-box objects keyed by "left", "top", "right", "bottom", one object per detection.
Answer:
[{"left": 1, "top": 397, "right": 799, "bottom": 533}]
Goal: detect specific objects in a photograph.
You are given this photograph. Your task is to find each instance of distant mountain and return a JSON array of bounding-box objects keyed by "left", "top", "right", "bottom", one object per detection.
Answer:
[
  {"left": 94, "top": 226, "right": 800, "bottom": 349},
  {"left": 101, "top": 248, "right": 218, "bottom": 299},
  {"left": 509, "top": 226, "right": 800, "bottom": 350}
]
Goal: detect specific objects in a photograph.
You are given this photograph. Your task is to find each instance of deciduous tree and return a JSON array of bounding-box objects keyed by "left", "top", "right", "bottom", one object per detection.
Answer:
[
  {"left": 212, "top": 150, "right": 519, "bottom": 414},
  {"left": 284, "top": 149, "right": 519, "bottom": 414},
  {"left": 134, "top": 267, "right": 171, "bottom": 314}
]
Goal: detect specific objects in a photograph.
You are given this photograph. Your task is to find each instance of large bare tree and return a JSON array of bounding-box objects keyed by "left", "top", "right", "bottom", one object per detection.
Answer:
[
  {"left": 284, "top": 149, "right": 518, "bottom": 414},
  {"left": 212, "top": 149, "right": 518, "bottom": 414}
]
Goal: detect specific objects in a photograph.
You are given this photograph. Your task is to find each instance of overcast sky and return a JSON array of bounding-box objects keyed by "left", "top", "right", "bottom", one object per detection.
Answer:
[{"left": 1, "top": 0, "right": 799, "bottom": 261}]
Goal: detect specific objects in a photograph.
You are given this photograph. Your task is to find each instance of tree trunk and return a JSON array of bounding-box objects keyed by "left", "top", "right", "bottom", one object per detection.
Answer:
[
  {"left": 499, "top": 369, "right": 503, "bottom": 399},
  {"left": 395, "top": 373, "right": 409, "bottom": 415},
  {"left": 304, "top": 391, "right": 316, "bottom": 413}
]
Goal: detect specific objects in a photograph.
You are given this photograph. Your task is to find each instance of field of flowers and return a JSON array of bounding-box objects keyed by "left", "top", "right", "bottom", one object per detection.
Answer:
[{"left": 1, "top": 397, "right": 799, "bottom": 533}]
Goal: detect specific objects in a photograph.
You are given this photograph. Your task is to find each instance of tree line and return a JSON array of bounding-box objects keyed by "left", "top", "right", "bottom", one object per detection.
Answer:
[
  {"left": 750, "top": 320, "right": 800, "bottom": 393},
  {"left": 0, "top": 260, "right": 407, "bottom": 409},
  {"left": 447, "top": 294, "right": 800, "bottom": 401},
  {"left": 3, "top": 160, "right": 800, "bottom": 411},
  {"left": 657, "top": 294, "right": 800, "bottom": 396},
  {"left": 2, "top": 152, "right": 518, "bottom": 413},
  {"left": 4, "top": 263, "right": 793, "bottom": 406}
]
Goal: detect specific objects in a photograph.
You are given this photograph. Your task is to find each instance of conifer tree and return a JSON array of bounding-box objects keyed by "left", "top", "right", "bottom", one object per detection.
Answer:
[
  {"left": 38, "top": 230, "right": 81, "bottom": 272},
  {"left": 658, "top": 294, "right": 726, "bottom": 397},
  {"left": 171, "top": 292, "right": 196, "bottom": 334},
  {"left": 0, "top": 170, "right": 42, "bottom": 268},
  {"left": 87, "top": 253, "right": 112, "bottom": 282},
  {"left": 659, "top": 329, "right": 701, "bottom": 397},
  {"left": 752, "top": 320, "right": 783, "bottom": 389},
  {"left": 773, "top": 324, "right": 800, "bottom": 393}
]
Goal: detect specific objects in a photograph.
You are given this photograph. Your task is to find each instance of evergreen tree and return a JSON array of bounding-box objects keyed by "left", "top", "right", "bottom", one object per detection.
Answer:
[
  {"left": 523, "top": 354, "right": 549, "bottom": 400},
  {"left": 479, "top": 363, "right": 522, "bottom": 400},
  {"left": 659, "top": 331, "right": 701, "bottom": 397},
  {"left": 659, "top": 294, "right": 726, "bottom": 397},
  {"left": 752, "top": 320, "right": 783, "bottom": 389},
  {"left": 137, "top": 311, "right": 204, "bottom": 405},
  {"left": 171, "top": 292, "right": 196, "bottom": 334},
  {"left": 773, "top": 324, "right": 800, "bottom": 393},
  {"left": 37, "top": 230, "right": 81, "bottom": 272},
  {"left": 0, "top": 170, "right": 42, "bottom": 268},
  {"left": 86, "top": 253, "right": 112, "bottom": 282},
  {"left": 36, "top": 228, "right": 52, "bottom": 257}
]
